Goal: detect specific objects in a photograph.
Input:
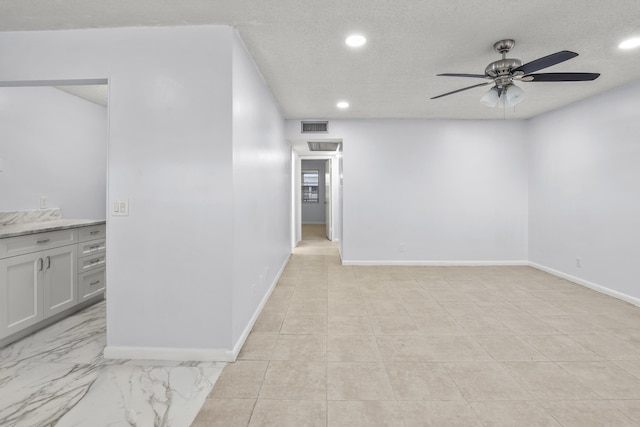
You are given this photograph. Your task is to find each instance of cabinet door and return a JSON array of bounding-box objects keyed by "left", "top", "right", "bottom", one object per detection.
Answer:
[
  {"left": 43, "top": 244, "right": 78, "bottom": 318},
  {"left": 0, "top": 253, "right": 44, "bottom": 339}
]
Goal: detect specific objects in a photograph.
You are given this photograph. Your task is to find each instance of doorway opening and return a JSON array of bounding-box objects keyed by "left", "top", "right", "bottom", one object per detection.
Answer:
[
  {"left": 0, "top": 78, "right": 109, "bottom": 342},
  {"left": 289, "top": 138, "right": 342, "bottom": 257},
  {"left": 292, "top": 154, "right": 340, "bottom": 245},
  {"left": 301, "top": 160, "right": 329, "bottom": 234}
]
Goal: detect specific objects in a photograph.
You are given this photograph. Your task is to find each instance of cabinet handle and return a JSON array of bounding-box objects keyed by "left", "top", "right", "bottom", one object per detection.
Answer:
[
  {"left": 46, "top": 256, "right": 51, "bottom": 269},
  {"left": 38, "top": 258, "right": 44, "bottom": 271},
  {"left": 37, "top": 239, "right": 50, "bottom": 244},
  {"left": 90, "top": 230, "right": 100, "bottom": 235},
  {"left": 90, "top": 280, "right": 101, "bottom": 286},
  {"left": 89, "top": 244, "right": 100, "bottom": 250},
  {"left": 89, "top": 259, "right": 101, "bottom": 265}
]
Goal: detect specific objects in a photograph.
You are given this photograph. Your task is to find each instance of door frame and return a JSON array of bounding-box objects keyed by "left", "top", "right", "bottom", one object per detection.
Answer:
[{"left": 292, "top": 154, "right": 340, "bottom": 247}]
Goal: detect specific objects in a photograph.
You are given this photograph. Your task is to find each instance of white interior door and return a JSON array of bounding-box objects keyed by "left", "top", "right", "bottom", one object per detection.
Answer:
[{"left": 325, "top": 159, "right": 332, "bottom": 240}]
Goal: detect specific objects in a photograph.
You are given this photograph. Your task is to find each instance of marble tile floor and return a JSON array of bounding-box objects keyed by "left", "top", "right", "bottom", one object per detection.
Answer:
[
  {"left": 0, "top": 301, "right": 225, "bottom": 427},
  {"left": 193, "top": 224, "right": 640, "bottom": 426}
]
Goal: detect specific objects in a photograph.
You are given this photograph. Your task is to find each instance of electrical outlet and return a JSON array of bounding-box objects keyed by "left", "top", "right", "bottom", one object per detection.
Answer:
[
  {"left": 399, "top": 243, "right": 407, "bottom": 252},
  {"left": 576, "top": 257, "right": 582, "bottom": 268},
  {"left": 252, "top": 284, "right": 256, "bottom": 295},
  {"left": 40, "top": 196, "right": 47, "bottom": 209}
]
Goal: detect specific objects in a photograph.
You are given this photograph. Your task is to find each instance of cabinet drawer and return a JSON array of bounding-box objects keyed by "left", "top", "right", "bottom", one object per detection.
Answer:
[
  {"left": 78, "top": 239, "right": 106, "bottom": 257},
  {"left": 78, "top": 224, "right": 106, "bottom": 243},
  {"left": 78, "top": 253, "right": 106, "bottom": 273},
  {"left": 0, "top": 229, "right": 77, "bottom": 259},
  {"left": 79, "top": 268, "right": 105, "bottom": 301}
]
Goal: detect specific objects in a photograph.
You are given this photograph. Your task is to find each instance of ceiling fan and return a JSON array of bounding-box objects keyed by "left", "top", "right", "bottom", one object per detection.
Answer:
[{"left": 431, "top": 39, "right": 600, "bottom": 107}]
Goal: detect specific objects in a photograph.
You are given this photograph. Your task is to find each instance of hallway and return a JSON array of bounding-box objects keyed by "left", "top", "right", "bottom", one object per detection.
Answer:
[
  {"left": 293, "top": 224, "right": 338, "bottom": 256},
  {"left": 193, "top": 225, "right": 640, "bottom": 426}
]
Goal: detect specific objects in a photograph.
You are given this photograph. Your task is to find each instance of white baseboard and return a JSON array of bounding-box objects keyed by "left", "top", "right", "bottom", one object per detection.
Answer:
[
  {"left": 528, "top": 262, "right": 640, "bottom": 308},
  {"left": 104, "top": 254, "right": 292, "bottom": 363},
  {"left": 341, "top": 259, "right": 529, "bottom": 267},
  {"left": 228, "top": 253, "right": 291, "bottom": 362},
  {"left": 104, "top": 258, "right": 639, "bottom": 362},
  {"left": 339, "top": 258, "right": 640, "bottom": 308},
  {"left": 103, "top": 345, "right": 233, "bottom": 362}
]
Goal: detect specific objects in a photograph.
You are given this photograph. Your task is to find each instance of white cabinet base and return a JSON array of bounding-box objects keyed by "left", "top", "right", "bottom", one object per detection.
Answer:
[{"left": 0, "top": 223, "right": 106, "bottom": 347}]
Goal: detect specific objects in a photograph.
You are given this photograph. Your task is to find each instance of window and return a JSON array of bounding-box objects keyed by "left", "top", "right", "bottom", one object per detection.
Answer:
[{"left": 302, "top": 169, "right": 319, "bottom": 203}]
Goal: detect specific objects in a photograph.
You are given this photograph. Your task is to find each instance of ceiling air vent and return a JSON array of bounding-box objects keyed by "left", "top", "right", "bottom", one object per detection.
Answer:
[
  {"left": 301, "top": 121, "right": 328, "bottom": 133},
  {"left": 307, "top": 141, "right": 340, "bottom": 152}
]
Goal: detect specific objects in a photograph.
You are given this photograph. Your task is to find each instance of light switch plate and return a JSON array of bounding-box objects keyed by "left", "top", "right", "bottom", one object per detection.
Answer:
[
  {"left": 113, "top": 199, "right": 129, "bottom": 216},
  {"left": 0, "top": 158, "right": 4, "bottom": 172}
]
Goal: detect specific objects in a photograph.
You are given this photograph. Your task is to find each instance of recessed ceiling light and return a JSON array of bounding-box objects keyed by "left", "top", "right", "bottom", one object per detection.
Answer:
[
  {"left": 337, "top": 101, "right": 350, "bottom": 109},
  {"left": 345, "top": 34, "right": 366, "bottom": 48},
  {"left": 619, "top": 37, "right": 640, "bottom": 50}
]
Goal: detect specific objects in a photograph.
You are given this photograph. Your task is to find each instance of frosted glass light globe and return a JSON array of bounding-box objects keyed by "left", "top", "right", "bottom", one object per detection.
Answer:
[{"left": 345, "top": 35, "right": 367, "bottom": 47}]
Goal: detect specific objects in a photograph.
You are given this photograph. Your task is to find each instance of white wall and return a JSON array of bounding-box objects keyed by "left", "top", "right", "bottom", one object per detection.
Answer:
[
  {"left": 231, "top": 31, "right": 290, "bottom": 346},
  {"left": 0, "top": 26, "right": 291, "bottom": 360},
  {"left": 292, "top": 150, "right": 302, "bottom": 247},
  {"left": 301, "top": 159, "right": 326, "bottom": 224},
  {"left": 287, "top": 119, "right": 529, "bottom": 264},
  {"left": 0, "top": 86, "right": 107, "bottom": 219},
  {"left": 337, "top": 146, "right": 344, "bottom": 252},
  {"left": 528, "top": 81, "right": 640, "bottom": 301}
]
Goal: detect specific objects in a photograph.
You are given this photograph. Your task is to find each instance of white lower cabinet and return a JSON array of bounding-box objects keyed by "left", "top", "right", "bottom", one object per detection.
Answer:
[
  {"left": 0, "top": 244, "right": 78, "bottom": 338},
  {"left": 43, "top": 244, "right": 78, "bottom": 318},
  {"left": 0, "top": 252, "right": 44, "bottom": 337},
  {"left": 0, "top": 224, "right": 105, "bottom": 343}
]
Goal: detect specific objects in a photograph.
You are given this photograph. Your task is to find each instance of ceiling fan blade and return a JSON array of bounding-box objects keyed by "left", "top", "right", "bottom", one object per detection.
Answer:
[
  {"left": 513, "top": 50, "right": 578, "bottom": 75},
  {"left": 431, "top": 82, "right": 491, "bottom": 99},
  {"left": 437, "top": 73, "right": 488, "bottom": 79},
  {"left": 523, "top": 72, "right": 600, "bottom": 82}
]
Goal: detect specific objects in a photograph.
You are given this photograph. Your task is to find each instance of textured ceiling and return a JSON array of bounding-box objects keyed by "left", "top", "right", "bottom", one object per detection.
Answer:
[{"left": 1, "top": 0, "right": 639, "bottom": 120}]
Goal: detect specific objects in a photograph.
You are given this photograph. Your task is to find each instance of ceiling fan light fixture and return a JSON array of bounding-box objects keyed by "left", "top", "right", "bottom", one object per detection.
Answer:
[
  {"left": 505, "top": 84, "right": 525, "bottom": 107},
  {"left": 432, "top": 39, "right": 599, "bottom": 106},
  {"left": 480, "top": 87, "right": 500, "bottom": 107},
  {"left": 619, "top": 37, "right": 640, "bottom": 50}
]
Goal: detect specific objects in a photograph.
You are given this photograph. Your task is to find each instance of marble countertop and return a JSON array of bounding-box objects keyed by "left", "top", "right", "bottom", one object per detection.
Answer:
[{"left": 0, "top": 219, "right": 106, "bottom": 239}]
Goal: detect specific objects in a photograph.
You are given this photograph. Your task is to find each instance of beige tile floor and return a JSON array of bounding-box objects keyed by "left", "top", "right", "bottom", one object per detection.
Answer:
[{"left": 192, "top": 225, "right": 640, "bottom": 426}]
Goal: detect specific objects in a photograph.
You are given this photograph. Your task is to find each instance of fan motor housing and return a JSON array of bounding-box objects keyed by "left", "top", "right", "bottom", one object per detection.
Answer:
[{"left": 485, "top": 58, "right": 523, "bottom": 78}]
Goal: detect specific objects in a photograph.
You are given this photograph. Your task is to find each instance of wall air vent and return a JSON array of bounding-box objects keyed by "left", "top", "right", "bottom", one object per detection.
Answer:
[
  {"left": 307, "top": 141, "right": 340, "bottom": 152},
  {"left": 301, "top": 121, "right": 329, "bottom": 133}
]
